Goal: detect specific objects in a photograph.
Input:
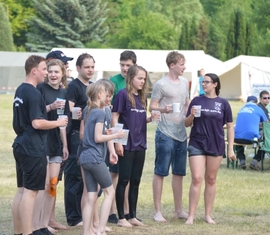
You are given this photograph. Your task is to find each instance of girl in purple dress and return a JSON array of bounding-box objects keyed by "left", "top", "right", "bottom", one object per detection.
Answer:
[
  {"left": 112, "top": 65, "right": 153, "bottom": 227},
  {"left": 185, "top": 73, "right": 236, "bottom": 225}
]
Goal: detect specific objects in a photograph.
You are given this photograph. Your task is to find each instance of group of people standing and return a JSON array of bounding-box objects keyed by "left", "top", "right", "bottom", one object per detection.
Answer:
[{"left": 12, "top": 49, "right": 236, "bottom": 235}]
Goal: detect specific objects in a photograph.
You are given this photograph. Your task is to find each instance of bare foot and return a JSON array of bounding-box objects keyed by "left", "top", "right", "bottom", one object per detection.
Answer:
[
  {"left": 75, "top": 221, "right": 83, "bottom": 226},
  {"left": 49, "top": 221, "right": 68, "bottom": 230},
  {"left": 205, "top": 216, "right": 216, "bottom": 224},
  {"left": 175, "top": 211, "right": 188, "bottom": 219},
  {"left": 105, "top": 226, "right": 112, "bottom": 232},
  {"left": 48, "top": 226, "right": 58, "bottom": 234},
  {"left": 153, "top": 212, "right": 167, "bottom": 222},
  {"left": 185, "top": 216, "right": 194, "bottom": 225},
  {"left": 117, "top": 219, "right": 133, "bottom": 228},
  {"left": 128, "top": 218, "right": 144, "bottom": 226}
]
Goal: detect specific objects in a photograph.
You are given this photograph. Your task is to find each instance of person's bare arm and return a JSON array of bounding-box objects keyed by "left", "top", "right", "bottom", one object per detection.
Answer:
[
  {"left": 149, "top": 98, "right": 171, "bottom": 114},
  {"left": 226, "top": 122, "right": 236, "bottom": 162},
  {"left": 94, "top": 122, "right": 124, "bottom": 143},
  {"left": 60, "top": 128, "right": 69, "bottom": 161},
  {"left": 32, "top": 118, "right": 67, "bottom": 130},
  {"left": 111, "top": 112, "right": 124, "bottom": 156}
]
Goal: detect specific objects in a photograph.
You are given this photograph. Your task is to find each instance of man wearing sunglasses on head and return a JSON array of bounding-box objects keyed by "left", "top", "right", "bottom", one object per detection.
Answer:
[{"left": 249, "top": 90, "right": 270, "bottom": 170}]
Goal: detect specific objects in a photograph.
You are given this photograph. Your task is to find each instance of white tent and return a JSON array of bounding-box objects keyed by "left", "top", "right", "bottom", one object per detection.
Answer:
[
  {"left": 0, "top": 52, "right": 46, "bottom": 93},
  {"left": 0, "top": 49, "right": 223, "bottom": 96},
  {"left": 51, "top": 48, "right": 223, "bottom": 97},
  {"left": 219, "top": 55, "right": 270, "bottom": 100}
]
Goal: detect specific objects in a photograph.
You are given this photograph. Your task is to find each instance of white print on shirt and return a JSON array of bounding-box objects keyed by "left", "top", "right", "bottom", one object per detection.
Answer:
[
  {"left": 215, "top": 102, "right": 222, "bottom": 111},
  {"left": 239, "top": 106, "right": 255, "bottom": 114},
  {"left": 201, "top": 102, "right": 223, "bottom": 114},
  {"left": 131, "top": 108, "right": 146, "bottom": 113},
  {"left": 14, "top": 96, "right": 23, "bottom": 106}
]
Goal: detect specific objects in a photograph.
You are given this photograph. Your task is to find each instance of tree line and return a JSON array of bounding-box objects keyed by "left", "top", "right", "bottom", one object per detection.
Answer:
[{"left": 0, "top": 0, "right": 269, "bottom": 61}]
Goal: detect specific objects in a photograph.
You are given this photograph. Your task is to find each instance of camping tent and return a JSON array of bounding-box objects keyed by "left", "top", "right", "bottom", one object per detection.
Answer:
[
  {"left": 0, "top": 49, "right": 223, "bottom": 96},
  {"left": 0, "top": 52, "right": 46, "bottom": 93},
  {"left": 51, "top": 48, "right": 223, "bottom": 97},
  {"left": 219, "top": 55, "right": 270, "bottom": 100}
]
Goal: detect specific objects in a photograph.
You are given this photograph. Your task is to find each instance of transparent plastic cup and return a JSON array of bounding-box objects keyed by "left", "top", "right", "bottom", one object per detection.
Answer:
[
  {"left": 151, "top": 110, "right": 161, "bottom": 124},
  {"left": 58, "top": 115, "right": 67, "bottom": 129},
  {"left": 72, "top": 107, "right": 80, "bottom": 119},
  {"left": 56, "top": 98, "right": 66, "bottom": 115},
  {"left": 194, "top": 105, "right": 202, "bottom": 117}
]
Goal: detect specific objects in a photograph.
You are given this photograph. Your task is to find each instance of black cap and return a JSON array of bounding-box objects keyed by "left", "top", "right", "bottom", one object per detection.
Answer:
[{"left": 46, "top": 50, "right": 73, "bottom": 63}]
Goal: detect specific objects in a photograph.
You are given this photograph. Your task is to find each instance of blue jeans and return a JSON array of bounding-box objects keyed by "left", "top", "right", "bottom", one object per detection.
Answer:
[{"left": 154, "top": 129, "right": 187, "bottom": 176}]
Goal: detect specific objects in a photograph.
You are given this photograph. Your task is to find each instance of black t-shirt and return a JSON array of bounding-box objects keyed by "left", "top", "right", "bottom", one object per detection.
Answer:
[
  {"left": 67, "top": 78, "right": 89, "bottom": 131},
  {"left": 12, "top": 83, "right": 48, "bottom": 157},
  {"left": 37, "top": 83, "right": 70, "bottom": 156}
]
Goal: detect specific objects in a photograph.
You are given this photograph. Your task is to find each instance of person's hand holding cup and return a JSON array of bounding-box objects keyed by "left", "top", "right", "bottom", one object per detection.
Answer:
[
  {"left": 151, "top": 110, "right": 161, "bottom": 124},
  {"left": 57, "top": 115, "right": 68, "bottom": 129},
  {"left": 56, "top": 98, "right": 66, "bottom": 115},
  {"left": 193, "top": 105, "right": 202, "bottom": 117},
  {"left": 172, "top": 103, "right": 180, "bottom": 113},
  {"left": 72, "top": 107, "right": 81, "bottom": 119}
]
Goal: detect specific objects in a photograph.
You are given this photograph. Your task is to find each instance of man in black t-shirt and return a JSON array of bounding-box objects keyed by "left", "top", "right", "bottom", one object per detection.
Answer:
[
  {"left": 64, "top": 53, "right": 95, "bottom": 226},
  {"left": 12, "top": 55, "right": 68, "bottom": 235}
]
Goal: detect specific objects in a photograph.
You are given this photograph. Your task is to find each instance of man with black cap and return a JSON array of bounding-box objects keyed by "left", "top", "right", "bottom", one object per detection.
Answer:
[
  {"left": 234, "top": 95, "right": 268, "bottom": 169},
  {"left": 46, "top": 50, "right": 73, "bottom": 69}
]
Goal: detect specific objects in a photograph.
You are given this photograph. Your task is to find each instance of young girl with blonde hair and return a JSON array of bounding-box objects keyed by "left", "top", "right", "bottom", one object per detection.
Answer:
[{"left": 79, "top": 82, "right": 124, "bottom": 235}]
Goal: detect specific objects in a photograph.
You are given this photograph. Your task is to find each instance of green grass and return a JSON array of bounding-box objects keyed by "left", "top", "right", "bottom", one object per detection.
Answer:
[{"left": 1, "top": 94, "right": 270, "bottom": 235}]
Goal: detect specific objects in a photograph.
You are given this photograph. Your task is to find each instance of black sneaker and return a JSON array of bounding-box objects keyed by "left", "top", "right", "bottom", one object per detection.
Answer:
[
  {"left": 40, "top": 228, "right": 54, "bottom": 235},
  {"left": 108, "top": 213, "right": 118, "bottom": 224},
  {"left": 33, "top": 229, "right": 45, "bottom": 235}
]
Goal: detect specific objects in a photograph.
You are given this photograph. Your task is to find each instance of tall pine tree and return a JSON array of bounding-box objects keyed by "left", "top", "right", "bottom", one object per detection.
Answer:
[
  {"left": 26, "top": 0, "right": 108, "bottom": 51},
  {"left": 0, "top": 2, "right": 14, "bottom": 51},
  {"left": 226, "top": 8, "right": 248, "bottom": 60}
]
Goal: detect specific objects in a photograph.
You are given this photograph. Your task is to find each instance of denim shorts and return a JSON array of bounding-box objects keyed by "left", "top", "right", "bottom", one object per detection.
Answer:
[
  {"left": 187, "top": 145, "right": 219, "bottom": 157},
  {"left": 154, "top": 129, "right": 187, "bottom": 176}
]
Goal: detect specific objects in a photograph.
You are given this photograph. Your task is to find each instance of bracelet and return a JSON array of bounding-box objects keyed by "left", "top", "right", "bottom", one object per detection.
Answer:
[{"left": 49, "top": 104, "right": 52, "bottom": 111}]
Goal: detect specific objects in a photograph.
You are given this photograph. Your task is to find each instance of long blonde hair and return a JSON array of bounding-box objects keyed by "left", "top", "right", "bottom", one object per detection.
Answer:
[
  {"left": 85, "top": 82, "right": 106, "bottom": 119},
  {"left": 126, "top": 65, "right": 148, "bottom": 109},
  {"left": 46, "top": 59, "right": 67, "bottom": 88}
]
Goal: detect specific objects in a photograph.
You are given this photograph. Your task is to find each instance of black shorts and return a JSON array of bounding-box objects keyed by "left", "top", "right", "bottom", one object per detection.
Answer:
[{"left": 13, "top": 148, "right": 47, "bottom": 190}]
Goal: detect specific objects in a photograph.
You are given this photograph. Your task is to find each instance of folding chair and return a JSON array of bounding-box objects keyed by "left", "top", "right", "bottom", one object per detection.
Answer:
[{"left": 259, "top": 122, "right": 270, "bottom": 172}]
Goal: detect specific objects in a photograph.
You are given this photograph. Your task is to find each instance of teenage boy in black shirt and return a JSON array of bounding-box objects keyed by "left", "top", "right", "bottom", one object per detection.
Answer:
[
  {"left": 12, "top": 55, "right": 68, "bottom": 235},
  {"left": 64, "top": 53, "right": 95, "bottom": 226}
]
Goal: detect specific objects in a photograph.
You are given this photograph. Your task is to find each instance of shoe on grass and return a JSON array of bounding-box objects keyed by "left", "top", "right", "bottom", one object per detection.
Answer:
[
  {"left": 108, "top": 213, "right": 118, "bottom": 224},
  {"left": 240, "top": 160, "right": 246, "bottom": 169},
  {"left": 249, "top": 160, "right": 260, "bottom": 171}
]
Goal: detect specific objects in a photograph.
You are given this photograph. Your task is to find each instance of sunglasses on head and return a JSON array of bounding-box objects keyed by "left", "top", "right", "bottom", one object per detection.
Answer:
[{"left": 262, "top": 97, "right": 270, "bottom": 100}]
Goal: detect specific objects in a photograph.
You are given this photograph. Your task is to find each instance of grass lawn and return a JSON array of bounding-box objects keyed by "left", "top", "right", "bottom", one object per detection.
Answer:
[{"left": 1, "top": 94, "right": 270, "bottom": 235}]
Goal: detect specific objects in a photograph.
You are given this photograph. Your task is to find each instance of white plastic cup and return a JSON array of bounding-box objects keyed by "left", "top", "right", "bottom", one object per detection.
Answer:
[
  {"left": 118, "top": 129, "right": 129, "bottom": 145},
  {"left": 151, "top": 110, "right": 161, "bottom": 124},
  {"left": 112, "top": 123, "right": 123, "bottom": 143},
  {"left": 194, "top": 105, "right": 202, "bottom": 117},
  {"left": 172, "top": 103, "right": 180, "bottom": 113},
  {"left": 72, "top": 107, "right": 80, "bottom": 119},
  {"left": 58, "top": 115, "right": 67, "bottom": 129},
  {"left": 56, "top": 98, "right": 66, "bottom": 115}
]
